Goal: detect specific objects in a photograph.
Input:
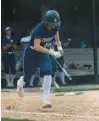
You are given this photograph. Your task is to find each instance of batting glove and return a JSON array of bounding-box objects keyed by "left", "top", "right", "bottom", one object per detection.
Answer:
[
  {"left": 49, "top": 49, "right": 61, "bottom": 58},
  {"left": 56, "top": 41, "right": 64, "bottom": 55}
]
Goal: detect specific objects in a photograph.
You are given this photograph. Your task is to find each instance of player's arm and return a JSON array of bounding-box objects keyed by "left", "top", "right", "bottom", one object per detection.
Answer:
[
  {"left": 54, "top": 31, "right": 63, "bottom": 54},
  {"left": 34, "top": 39, "right": 49, "bottom": 54},
  {"left": 54, "top": 31, "right": 60, "bottom": 42},
  {"left": 33, "top": 38, "right": 61, "bottom": 58},
  {"left": 2, "top": 44, "right": 11, "bottom": 51}
]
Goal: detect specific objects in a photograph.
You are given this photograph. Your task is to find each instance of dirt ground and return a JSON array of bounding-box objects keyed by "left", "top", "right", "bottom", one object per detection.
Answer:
[{"left": 1, "top": 91, "right": 99, "bottom": 121}]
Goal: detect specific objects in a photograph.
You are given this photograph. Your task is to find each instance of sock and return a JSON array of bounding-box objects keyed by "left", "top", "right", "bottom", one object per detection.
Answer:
[
  {"left": 10, "top": 74, "right": 15, "bottom": 86},
  {"left": 29, "top": 75, "right": 35, "bottom": 85},
  {"left": 60, "top": 72, "right": 66, "bottom": 84},
  {"left": 17, "top": 76, "right": 24, "bottom": 87},
  {"left": 5, "top": 74, "right": 10, "bottom": 86},
  {"left": 43, "top": 75, "right": 52, "bottom": 103}
]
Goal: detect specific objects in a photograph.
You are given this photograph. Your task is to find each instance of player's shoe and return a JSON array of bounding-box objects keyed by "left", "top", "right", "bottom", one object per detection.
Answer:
[
  {"left": 61, "top": 80, "right": 66, "bottom": 85},
  {"left": 54, "top": 80, "right": 59, "bottom": 89},
  {"left": 6, "top": 84, "right": 12, "bottom": 88},
  {"left": 9, "top": 82, "right": 15, "bottom": 88},
  {"left": 16, "top": 86, "right": 24, "bottom": 97},
  {"left": 10, "top": 84, "right": 15, "bottom": 88},
  {"left": 29, "top": 83, "right": 34, "bottom": 87},
  {"left": 40, "top": 87, "right": 44, "bottom": 91},
  {"left": 42, "top": 101, "right": 52, "bottom": 108},
  {"left": 16, "top": 76, "right": 24, "bottom": 98}
]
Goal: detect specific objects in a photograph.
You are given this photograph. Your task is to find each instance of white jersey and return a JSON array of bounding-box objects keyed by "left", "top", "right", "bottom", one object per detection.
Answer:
[
  {"left": 16, "top": 36, "right": 31, "bottom": 70},
  {"left": 21, "top": 36, "right": 31, "bottom": 48},
  {"left": 21, "top": 36, "right": 31, "bottom": 43}
]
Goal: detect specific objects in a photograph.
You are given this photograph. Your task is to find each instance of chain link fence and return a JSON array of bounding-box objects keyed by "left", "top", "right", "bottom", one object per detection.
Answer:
[
  {"left": 63, "top": 48, "right": 99, "bottom": 76},
  {"left": 2, "top": 48, "right": 99, "bottom": 79}
]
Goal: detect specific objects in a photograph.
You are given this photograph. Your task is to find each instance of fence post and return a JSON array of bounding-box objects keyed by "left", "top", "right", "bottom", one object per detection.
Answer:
[{"left": 92, "top": 0, "right": 99, "bottom": 83}]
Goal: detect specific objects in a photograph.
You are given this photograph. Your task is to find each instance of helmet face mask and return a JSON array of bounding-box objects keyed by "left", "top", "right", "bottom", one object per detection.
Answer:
[{"left": 45, "top": 10, "right": 61, "bottom": 29}]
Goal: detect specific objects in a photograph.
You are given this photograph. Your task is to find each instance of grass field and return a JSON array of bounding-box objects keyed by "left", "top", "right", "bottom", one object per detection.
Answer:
[{"left": 54, "top": 86, "right": 99, "bottom": 92}]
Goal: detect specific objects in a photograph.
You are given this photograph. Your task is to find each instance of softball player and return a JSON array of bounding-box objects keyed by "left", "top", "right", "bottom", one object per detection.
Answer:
[
  {"left": 2, "top": 27, "right": 17, "bottom": 88},
  {"left": 17, "top": 10, "right": 63, "bottom": 108}
]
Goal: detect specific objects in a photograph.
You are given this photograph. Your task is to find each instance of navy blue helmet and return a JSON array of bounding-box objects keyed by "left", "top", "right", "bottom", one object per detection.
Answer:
[{"left": 45, "top": 10, "right": 61, "bottom": 28}]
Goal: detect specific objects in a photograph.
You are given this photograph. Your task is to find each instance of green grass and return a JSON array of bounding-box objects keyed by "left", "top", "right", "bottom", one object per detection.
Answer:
[
  {"left": 1, "top": 118, "right": 36, "bottom": 121},
  {"left": 54, "top": 87, "right": 99, "bottom": 92}
]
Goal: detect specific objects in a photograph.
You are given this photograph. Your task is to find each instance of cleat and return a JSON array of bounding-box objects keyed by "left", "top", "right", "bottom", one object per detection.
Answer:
[
  {"left": 10, "top": 84, "right": 15, "bottom": 88},
  {"left": 16, "top": 76, "right": 24, "bottom": 98},
  {"left": 6, "top": 83, "right": 12, "bottom": 88},
  {"left": 16, "top": 86, "right": 24, "bottom": 98},
  {"left": 29, "top": 84, "right": 34, "bottom": 87},
  {"left": 42, "top": 101, "right": 52, "bottom": 108},
  {"left": 40, "top": 87, "right": 44, "bottom": 91},
  {"left": 61, "top": 81, "right": 66, "bottom": 85}
]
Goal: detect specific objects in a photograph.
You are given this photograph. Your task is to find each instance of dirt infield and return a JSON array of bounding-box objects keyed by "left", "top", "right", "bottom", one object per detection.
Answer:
[{"left": 1, "top": 91, "right": 99, "bottom": 121}]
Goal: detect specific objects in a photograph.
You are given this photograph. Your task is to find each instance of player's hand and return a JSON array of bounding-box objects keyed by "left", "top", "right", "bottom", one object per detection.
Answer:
[
  {"left": 56, "top": 41, "right": 64, "bottom": 55},
  {"left": 57, "top": 46, "right": 63, "bottom": 55},
  {"left": 49, "top": 49, "right": 61, "bottom": 58},
  {"left": 2, "top": 44, "right": 11, "bottom": 51}
]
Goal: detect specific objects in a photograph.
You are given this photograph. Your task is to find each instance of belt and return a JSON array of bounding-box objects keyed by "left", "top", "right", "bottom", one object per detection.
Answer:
[{"left": 4, "top": 52, "right": 14, "bottom": 54}]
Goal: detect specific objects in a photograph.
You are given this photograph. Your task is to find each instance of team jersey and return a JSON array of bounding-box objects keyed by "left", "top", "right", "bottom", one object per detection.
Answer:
[
  {"left": 44, "top": 36, "right": 65, "bottom": 50},
  {"left": 1, "top": 36, "right": 17, "bottom": 52},
  {"left": 28, "top": 21, "right": 59, "bottom": 48}
]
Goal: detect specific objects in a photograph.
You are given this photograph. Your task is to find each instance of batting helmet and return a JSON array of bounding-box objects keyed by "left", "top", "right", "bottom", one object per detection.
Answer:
[{"left": 45, "top": 10, "right": 61, "bottom": 28}]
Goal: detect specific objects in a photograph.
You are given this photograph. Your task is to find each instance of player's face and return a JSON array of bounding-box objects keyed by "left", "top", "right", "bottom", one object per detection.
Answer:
[
  {"left": 6, "top": 30, "right": 11, "bottom": 35},
  {"left": 46, "top": 25, "right": 55, "bottom": 30}
]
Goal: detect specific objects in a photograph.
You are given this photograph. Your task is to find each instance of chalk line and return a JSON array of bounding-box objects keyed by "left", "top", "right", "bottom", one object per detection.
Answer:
[{"left": 2, "top": 109, "right": 99, "bottom": 119}]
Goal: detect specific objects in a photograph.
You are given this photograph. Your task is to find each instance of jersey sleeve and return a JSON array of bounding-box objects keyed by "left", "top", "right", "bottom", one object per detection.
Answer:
[
  {"left": 33, "top": 30, "right": 42, "bottom": 39},
  {"left": 33, "top": 24, "right": 44, "bottom": 39}
]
